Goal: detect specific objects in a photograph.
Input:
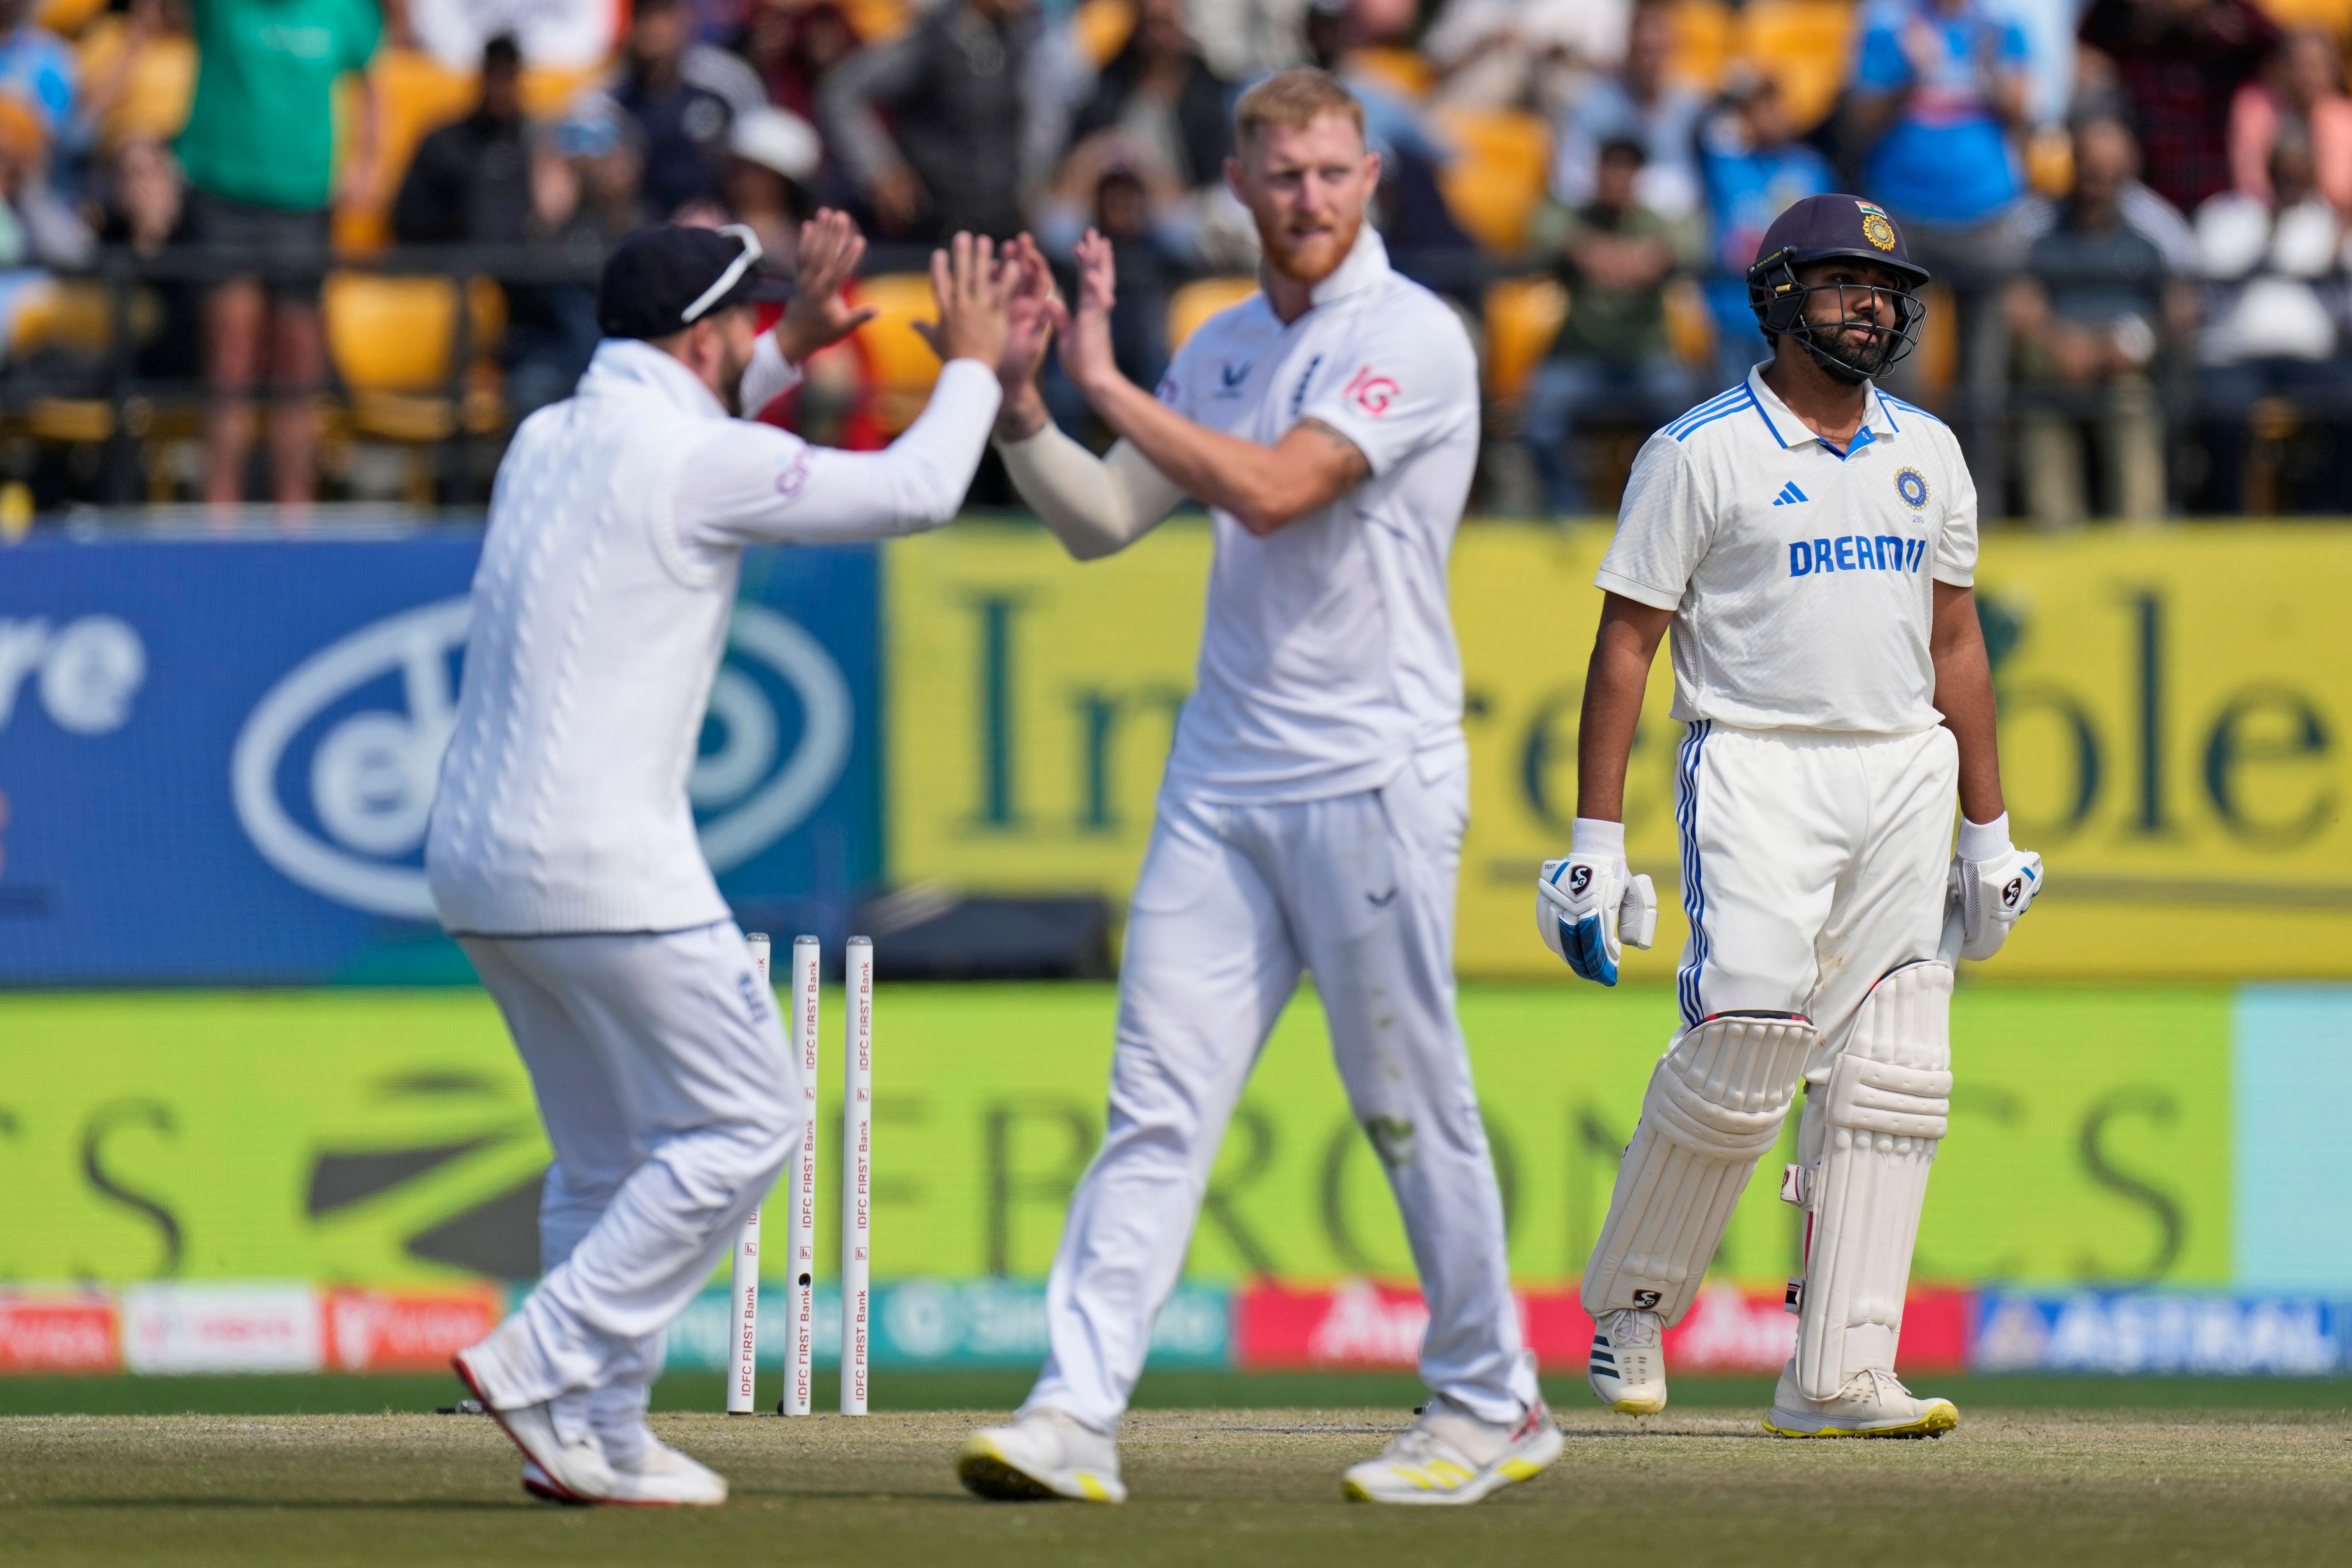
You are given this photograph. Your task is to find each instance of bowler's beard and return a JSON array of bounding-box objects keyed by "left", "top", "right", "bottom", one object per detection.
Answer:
[{"left": 1261, "top": 208, "right": 1363, "bottom": 287}]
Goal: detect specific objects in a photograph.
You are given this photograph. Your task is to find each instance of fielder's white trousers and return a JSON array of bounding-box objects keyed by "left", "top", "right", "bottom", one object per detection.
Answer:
[
  {"left": 456, "top": 921, "right": 798, "bottom": 1433},
  {"left": 1673, "top": 721, "right": 1957, "bottom": 1062},
  {"left": 1026, "top": 752, "right": 1539, "bottom": 1431}
]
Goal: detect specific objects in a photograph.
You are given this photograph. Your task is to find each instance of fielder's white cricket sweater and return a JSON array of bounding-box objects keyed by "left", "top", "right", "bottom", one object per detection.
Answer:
[{"left": 427, "top": 338, "right": 995, "bottom": 935}]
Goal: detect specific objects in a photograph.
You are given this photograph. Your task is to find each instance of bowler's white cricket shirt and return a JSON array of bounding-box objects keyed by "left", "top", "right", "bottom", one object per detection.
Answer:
[
  {"left": 1596, "top": 365, "right": 1977, "bottom": 736},
  {"left": 1155, "top": 228, "right": 1480, "bottom": 803}
]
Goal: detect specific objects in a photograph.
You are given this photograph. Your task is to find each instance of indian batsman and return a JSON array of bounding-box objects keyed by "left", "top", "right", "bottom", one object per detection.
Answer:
[
  {"left": 429, "top": 215, "right": 1011, "bottom": 1504},
  {"left": 1536, "top": 194, "right": 2042, "bottom": 1437},
  {"left": 954, "top": 69, "right": 1558, "bottom": 1506}
]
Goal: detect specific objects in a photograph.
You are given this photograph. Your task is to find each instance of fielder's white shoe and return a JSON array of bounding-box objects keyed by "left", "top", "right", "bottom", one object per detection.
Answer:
[
  {"left": 523, "top": 1434, "right": 729, "bottom": 1507},
  {"left": 451, "top": 1345, "right": 614, "bottom": 1503},
  {"left": 1587, "top": 1307, "right": 1668, "bottom": 1415},
  {"left": 957, "top": 1408, "right": 1126, "bottom": 1503},
  {"left": 1763, "top": 1361, "right": 1959, "bottom": 1439},
  {"left": 1341, "top": 1395, "right": 1563, "bottom": 1505}
]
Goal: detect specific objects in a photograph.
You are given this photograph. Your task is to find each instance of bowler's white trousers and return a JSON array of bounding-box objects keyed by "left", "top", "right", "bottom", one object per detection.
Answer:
[
  {"left": 1673, "top": 721, "right": 1958, "bottom": 1065},
  {"left": 1025, "top": 751, "right": 1539, "bottom": 1431},
  {"left": 456, "top": 922, "right": 798, "bottom": 1442}
]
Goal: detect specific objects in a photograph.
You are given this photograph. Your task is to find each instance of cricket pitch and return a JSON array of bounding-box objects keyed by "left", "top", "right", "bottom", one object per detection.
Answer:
[{"left": 6, "top": 1398, "right": 2349, "bottom": 1566}]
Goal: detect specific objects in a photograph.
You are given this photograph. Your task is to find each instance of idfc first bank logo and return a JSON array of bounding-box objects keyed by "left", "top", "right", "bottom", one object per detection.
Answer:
[{"left": 231, "top": 598, "right": 853, "bottom": 918}]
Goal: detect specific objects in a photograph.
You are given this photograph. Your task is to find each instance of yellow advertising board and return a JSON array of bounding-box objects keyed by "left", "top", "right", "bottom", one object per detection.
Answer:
[{"left": 887, "top": 522, "right": 2352, "bottom": 979}]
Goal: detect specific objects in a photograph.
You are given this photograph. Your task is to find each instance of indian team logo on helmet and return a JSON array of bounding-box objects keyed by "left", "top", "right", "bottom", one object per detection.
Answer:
[
  {"left": 1855, "top": 199, "right": 1897, "bottom": 252},
  {"left": 1895, "top": 467, "right": 1930, "bottom": 509}
]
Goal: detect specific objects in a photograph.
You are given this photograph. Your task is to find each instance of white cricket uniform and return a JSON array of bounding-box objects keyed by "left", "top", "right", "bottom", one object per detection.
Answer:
[
  {"left": 1598, "top": 367, "right": 1977, "bottom": 1060},
  {"left": 1026, "top": 231, "right": 1540, "bottom": 1432},
  {"left": 427, "top": 337, "right": 999, "bottom": 1443}
]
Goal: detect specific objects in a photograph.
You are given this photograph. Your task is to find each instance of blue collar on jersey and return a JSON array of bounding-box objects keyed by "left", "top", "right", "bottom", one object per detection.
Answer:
[{"left": 1744, "top": 365, "right": 1902, "bottom": 461}]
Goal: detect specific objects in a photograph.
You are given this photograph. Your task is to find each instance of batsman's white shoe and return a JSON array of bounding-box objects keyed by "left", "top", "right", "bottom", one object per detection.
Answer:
[
  {"left": 1764, "top": 1361, "right": 1958, "bottom": 1439},
  {"left": 1588, "top": 1307, "right": 1668, "bottom": 1415},
  {"left": 523, "top": 1437, "right": 729, "bottom": 1507},
  {"left": 1341, "top": 1395, "right": 1563, "bottom": 1505},
  {"left": 957, "top": 1408, "right": 1126, "bottom": 1503},
  {"left": 451, "top": 1346, "right": 614, "bottom": 1503}
]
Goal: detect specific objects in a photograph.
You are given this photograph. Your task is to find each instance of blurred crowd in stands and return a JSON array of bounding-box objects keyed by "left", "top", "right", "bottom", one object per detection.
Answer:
[{"left": 6, "top": 0, "right": 2352, "bottom": 518}]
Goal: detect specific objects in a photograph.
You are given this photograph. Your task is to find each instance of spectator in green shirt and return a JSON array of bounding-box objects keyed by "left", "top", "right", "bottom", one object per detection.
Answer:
[
  {"left": 1522, "top": 138, "right": 1704, "bottom": 517},
  {"left": 176, "top": 0, "right": 383, "bottom": 506}
]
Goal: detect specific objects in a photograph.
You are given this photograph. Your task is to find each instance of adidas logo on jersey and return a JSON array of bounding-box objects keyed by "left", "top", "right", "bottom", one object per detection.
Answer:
[{"left": 1770, "top": 482, "right": 1808, "bottom": 506}]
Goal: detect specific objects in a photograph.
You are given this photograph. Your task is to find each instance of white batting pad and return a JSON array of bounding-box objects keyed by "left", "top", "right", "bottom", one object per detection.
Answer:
[
  {"left": 1582, "top": 1013, "right": 1817, "bottom": 1325},
  {"left": 1793, "top": 958, "right": 1953, "bottom": 1400}
]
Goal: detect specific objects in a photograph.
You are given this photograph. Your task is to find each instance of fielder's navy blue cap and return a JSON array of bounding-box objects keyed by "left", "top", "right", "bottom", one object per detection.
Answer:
[
  {"left": 597, "top": 223, "right": 794, "bottom": 340},
  {"left": 1751, "top": 193, "right": 1930, "bottom": 288}
]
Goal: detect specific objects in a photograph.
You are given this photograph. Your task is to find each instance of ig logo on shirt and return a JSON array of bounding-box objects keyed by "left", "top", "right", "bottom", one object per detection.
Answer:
[{"left": 230, "top": 599, "right": 853, "bottom": 918}]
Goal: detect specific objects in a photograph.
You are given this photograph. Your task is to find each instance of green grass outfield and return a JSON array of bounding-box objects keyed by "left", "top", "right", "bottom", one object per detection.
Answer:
[{"left": 3, "top": 1379, "right": 2347, "bottom": 1568}]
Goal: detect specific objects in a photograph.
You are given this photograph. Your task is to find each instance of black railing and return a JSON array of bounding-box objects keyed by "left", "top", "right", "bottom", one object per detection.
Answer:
[{"left": 20, "top": 241, "right": 2350, "bottom": 516}]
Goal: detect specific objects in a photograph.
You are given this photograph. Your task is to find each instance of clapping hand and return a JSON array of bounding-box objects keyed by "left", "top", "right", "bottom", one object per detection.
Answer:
[{"left": 774, "top": 208, "right": 879, "bottom": 366}]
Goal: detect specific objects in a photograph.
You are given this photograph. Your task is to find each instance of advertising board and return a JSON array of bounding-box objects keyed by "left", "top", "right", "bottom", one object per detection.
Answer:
[
  {"left": 886, "top": 523, "right": 2352, "bottom": 980},
  {"left": 0, "top": 536, "right": 879, "bottom": 984}
]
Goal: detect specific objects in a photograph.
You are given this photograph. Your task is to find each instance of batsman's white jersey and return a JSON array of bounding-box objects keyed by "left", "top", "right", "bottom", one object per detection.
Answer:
[
  {"left": 1599, "top": 368, "right": 1976, "bottom": 1050},
  {"left": 1580, "top": 366, "right": 1976, "bottom": 1374},
  {"left": 427, "top": 336, "right": 1000, "bottom": 1435},
  {"left": 1026, "top": 230, "right": 1540, "bottom": 1431}
]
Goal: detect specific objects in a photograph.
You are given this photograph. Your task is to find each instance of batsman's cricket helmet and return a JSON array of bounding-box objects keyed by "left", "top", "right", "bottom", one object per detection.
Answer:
[{"left": 1745, "top": 194, "right": 1932, "bottom": 383}]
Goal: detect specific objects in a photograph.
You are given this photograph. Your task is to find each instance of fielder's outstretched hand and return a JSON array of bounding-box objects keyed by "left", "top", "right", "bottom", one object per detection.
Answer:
[
  {"left": 774, "top": 208, "right": 878, "bottom": 365},
  {"left": 1043, "top": 228, "right": 1120, "bottom": 396},
  {"left": 915, "top": 231, "right": 1015, "bottom": 369},
  {"left": 989, "top": 234, "right": 1060, "bottom": 441},
  {"left": 1537, "top": 821, "right": 1657, "bottom": 985}
]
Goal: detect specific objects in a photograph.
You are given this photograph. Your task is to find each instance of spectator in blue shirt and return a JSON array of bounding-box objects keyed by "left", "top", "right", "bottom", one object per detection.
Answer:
[
  {"left": 1698, "top": 70, "right": 1833, "bottom": 393},
  {"left": 1552, "top": 1, "right": 1705, "bottom": 220},
  {"left": 0, "top": 0, "right": 74, "bottom": 141},
  {"left": 1847, "top": 0, "right": 2032, "bottom": 497},
  {"left": 0, "top": 0, "right": 78, "bottom": 191}
]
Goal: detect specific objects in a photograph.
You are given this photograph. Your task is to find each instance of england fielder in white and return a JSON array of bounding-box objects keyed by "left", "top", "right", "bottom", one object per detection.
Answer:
[
  {"left": 952, "top": 70, "right": 1558, "bottom": 1507},
  {"left": 430, "top": 215, "right": 1011, "bottom": 1504},
  {"left": 1537, "top": 194, "right": 2043, "bottom": 1437}
]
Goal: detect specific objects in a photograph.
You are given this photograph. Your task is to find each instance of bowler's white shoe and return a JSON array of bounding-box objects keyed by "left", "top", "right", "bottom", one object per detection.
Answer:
[
  {"left": 1587, "top": 1307, "right": 1668, "bottom": 1415},
  {"left": 1341, "top": 1395, "right": 1563, "bottom": 1505},
  {"left": 958, "top": 1408, "right": 1126, "bottom": 1503},
  {"left": 524, "top": 1436, "right": 729, "bottom": 1507},
  {"left": 451, "top": 1345, "right": 614, "bottom": 1503},
  {"left": 1764, "top": 1361, "right": 1959, "bottom": 1439}
]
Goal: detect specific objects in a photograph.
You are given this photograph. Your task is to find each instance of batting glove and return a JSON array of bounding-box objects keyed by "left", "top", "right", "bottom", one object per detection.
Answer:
[
  {"left": 1950, "top": 812, "right": 2043, "bottom": 962},
  {"left": 1537, "top": 817, "right": 1658, "bottom": 985}
]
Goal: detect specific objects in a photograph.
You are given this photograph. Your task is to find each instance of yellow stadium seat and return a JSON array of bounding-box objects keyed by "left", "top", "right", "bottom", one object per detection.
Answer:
[
  {"left": 520, "top": 63, "right": 603, "bottom": 118},
  {"left": 839, "top": 0, "right": 915, "bottom": 44},
  {"left": 1074, "top": 0, "right": 1136, "bottom": 67},
  {"left": 1345, "top": 46, "right": 1435, "bottom": 101},
  {"left": 849, "top": 272, "right": 946, "bottom": 435},
  {"left": 1670, "top": 0, "right": 1736, "bottom": 93},
  {"left": 1741, "top": 0, "right": 1857, "bottom": 132},
  {"left": 1664, "top": 277, "right": 1717, "bottom": 370},
  {"left": 332, "top": 49, "right": 477, "bottom": 253},
  {"left": 36, "top": 0, "right": 105, "bottom": 38},
  {"left": 2026, "top": 122, "right": 2073, "bottom": 197},
  {"left": 10, "top": 279, "right": 118, "bottom": 359},
  {"left": 324, "top": 273, "right": 506, "bottom": 440},
  {"left": 1431, "top": 107, "right": 1551, "bottom": 253},
  {"left": 1482, "top": 274, "right": 1567, "bottom": 404},
  {"left": 1166, "top": 275, "right": 1260, "bottom": 352},
  {"left": 2254, "top": 0, "right": 2352, "bottom": 42},
  {"left": 76, "top": 20, "right": 195, "bottom": 147}
]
